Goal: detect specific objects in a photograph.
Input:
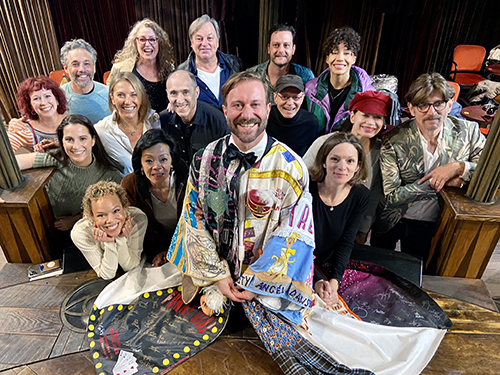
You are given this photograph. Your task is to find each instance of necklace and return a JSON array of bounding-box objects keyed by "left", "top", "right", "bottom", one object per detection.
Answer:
[
  {"left": 330, "top": 85, "right": 348, "bottom": 102},
  {"left": 119, "top": 122, "right": 140, "bottom": 137},
  {"left": 330, "top": 206, "right": 334, "bottom": 211}
]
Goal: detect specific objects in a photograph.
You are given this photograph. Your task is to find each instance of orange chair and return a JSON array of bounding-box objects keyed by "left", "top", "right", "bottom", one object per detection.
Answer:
[
  {"left": 103, "top": 71, "right": 111, "bottom": 84},
  {"left": 49, "top": 70, "right": 70, "bottom": 86},
  {"left": 447, "top": 81, "right": 460, "bottom": 101},
  {"left": 449, "top": 45, "right": 487, "bottom": 88}
]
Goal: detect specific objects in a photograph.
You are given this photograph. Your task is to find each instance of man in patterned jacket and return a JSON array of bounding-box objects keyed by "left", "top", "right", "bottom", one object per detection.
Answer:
[
  {"left": 167, "top": 71, "right": 315, "bottom": 324},
  {"left": 372, "top": 73, "right": 486, "bottom": 263}
]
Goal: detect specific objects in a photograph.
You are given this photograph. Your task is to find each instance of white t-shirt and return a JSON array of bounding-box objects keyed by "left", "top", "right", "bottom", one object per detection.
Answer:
[{"left": 197, "top": 66, "right": 221, "bottom": 101}]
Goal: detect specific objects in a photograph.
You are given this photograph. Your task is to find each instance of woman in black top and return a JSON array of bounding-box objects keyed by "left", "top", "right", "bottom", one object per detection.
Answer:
[{"left": 309, "top": 132, "right": 369, "bottom": 306}]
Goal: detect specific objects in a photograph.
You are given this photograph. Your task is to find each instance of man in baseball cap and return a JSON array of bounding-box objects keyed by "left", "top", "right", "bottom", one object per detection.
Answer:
[{"left": 266, "top": 75, "right": 319, "bottom": 156}]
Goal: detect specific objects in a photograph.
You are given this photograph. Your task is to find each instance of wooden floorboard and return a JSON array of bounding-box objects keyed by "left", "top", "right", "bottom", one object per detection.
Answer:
[
  {"left": 0, "top": 352, "right": 95, "bottom": 375},
  {"left": 49, "top": 327, "right": 72, "bottom": 358},
  {"left": 0, "top": 308, "right": 61, "bottom": 336},
  {"left": 0, "top": 264, "right": 29, "bottom": 290},
  {"left": 0, "top": 284, "right": 72, "bottom": 309},
  {"left": 60, "top": 329, "right": 89, "bottom": 356},
  {"left": 0, "top": 334, "right": 58, "bottom": 368}
]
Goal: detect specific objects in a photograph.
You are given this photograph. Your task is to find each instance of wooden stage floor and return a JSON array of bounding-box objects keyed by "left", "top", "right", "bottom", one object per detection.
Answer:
[{"left": 0, "top": 264, "right": 498, "bottom": 375}]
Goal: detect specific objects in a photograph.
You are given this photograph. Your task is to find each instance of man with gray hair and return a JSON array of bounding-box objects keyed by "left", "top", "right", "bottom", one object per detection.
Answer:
[
  {"left": 372, "top": 72, "right": 486, "bottom": 264},
  {"left": 160, "top": 70, "right": 229, "bottom": 168},
  {"left": 60, "top": 39, "right": 110, "bottom": 123},
  {"left": 177, "top": 14, "right": 243, "bottom": 108}
]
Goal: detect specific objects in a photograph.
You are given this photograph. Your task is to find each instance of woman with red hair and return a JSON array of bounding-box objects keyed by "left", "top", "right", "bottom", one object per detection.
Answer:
[{"left": 8, "top": 75, "right": 67, "bottom": 152}]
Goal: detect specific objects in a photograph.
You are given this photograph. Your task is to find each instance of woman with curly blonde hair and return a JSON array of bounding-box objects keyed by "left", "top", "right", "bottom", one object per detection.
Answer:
[
  {"left": 108, "top": 18, "right": 175, "bottom": 112},
  {"left": 71, "top": 180, "right": 148, "bottom": 279}
]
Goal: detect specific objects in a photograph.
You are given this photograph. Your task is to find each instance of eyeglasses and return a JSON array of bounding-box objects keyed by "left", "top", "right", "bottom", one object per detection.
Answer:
[
  {"left": 415, "top": 100, "right": 448, "bottom": 113},
  {"left": 276, "top": 93, "right": 304, "bottom": 101},
  {"left": 136, "top": 37, "right": 158, "bottom": 45}
]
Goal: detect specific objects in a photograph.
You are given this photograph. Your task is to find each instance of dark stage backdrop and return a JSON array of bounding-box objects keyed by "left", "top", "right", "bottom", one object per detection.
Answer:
[{"left": 42, "top": 0, "right": 500, "bottom": 97}]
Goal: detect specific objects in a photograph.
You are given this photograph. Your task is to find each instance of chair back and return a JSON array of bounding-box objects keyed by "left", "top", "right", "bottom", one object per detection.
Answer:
[
  {"left": 448, "top": 81, "right": 460, "bottom": 101},
  {"left": 49, "top": 70, "right": 70, "bottom": 85},
  {"left": 452, "top": 45, "right": 486, "bottom": 72},
  {"left": 103, "top": 71, "right": 111, "bottom": 84}
]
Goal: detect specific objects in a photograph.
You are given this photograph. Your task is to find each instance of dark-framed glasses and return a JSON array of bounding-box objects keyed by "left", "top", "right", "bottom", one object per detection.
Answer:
[
  {"left": 136, "top": 37, "right": 158, "bottom": 45},
  {"left": 416, "top": 100, "right": 448, "bottom": 113},
  {"left": 276, "top": 92, "right": 304, "bottom": 101}
]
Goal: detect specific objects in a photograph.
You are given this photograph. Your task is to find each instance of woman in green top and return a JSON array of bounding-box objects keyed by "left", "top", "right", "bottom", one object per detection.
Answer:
[{"left": 16, "top": 114, "right": 123, "bottom": 232}]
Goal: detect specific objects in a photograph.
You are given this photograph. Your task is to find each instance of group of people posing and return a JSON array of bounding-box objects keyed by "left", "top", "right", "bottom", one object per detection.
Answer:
[{"left": 6, "top": 15, "right": 485, "bottom": 311}]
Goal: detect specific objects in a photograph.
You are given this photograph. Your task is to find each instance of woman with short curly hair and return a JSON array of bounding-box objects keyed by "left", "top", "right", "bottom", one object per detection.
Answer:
[
  {"left": 305, "top": 26, "right": 375, "bottom": 134},
  {"left": 71, "top": 180, "right": 148, "bottom": 280},
  {"left": 108, "top": 18, "right": 175, "bottom": 112}
]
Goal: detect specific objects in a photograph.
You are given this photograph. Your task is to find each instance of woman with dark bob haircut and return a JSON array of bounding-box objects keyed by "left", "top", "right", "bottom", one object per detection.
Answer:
[
  {"left": 8, "top": 75, "right": 68, "bottom": 152},
  {"left": 16, "top": 115, "right": 122, "bottom": 235},
  {"left": 309, "top": 132, "right": 370, "bottom": 306},
  {"left": 121, "top": 128, "right": 188, "bottom": 266}
]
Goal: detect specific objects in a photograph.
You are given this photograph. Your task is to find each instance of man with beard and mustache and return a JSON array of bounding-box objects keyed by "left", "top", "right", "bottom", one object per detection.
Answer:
[
  {"left": 167, "top": 71, "right": 314, "bottom": 338},
  {"left": 60, "top": 39, "right": 110, "bottom": 124},
  {"left": 372, "top": 73, "right": 485, "bottom": 264},
  {"left": 247, "top": 23, "right": 314, "bottom": 105},
  {"left": 160, "top": 70, "right": 229, "bottom": 170}
]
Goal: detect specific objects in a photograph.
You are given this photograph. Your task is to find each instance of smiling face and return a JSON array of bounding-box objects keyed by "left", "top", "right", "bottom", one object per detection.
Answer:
[
  {"left": 91, "top": 194, "right": 126, "bottom": 238},
  {"left": 141, "top": 143, "right": 172, "bottom": 186},
  {"left": 273, "top": 87, "right": 304, "bottom": 119},
  {"left": 408, "top": 90, "right": 452, "bottom": 134},
  {"left": 135, "top": 25, "right": 159, "bottom": 62},
  {"left": 268, "top": 31, "right": 296, "bottom": 68},
  {"left": 62, "top": 124, "right": 95, "bottom": 167},
  {"left": 325, "top": 42, "right": 356, "bottom": 78},
  {"left": 166, "top": 71, "right": 199, "bottom": 124},
  {"left": 29, "top": 88, "right": 59, "bottom": 119},
  {"left": 350, "top": 110, "right": 385, "bottom": 139},
  {"left": 324, "top": 142, "right": 359, "bottom": 186},
  {"left": 110, "top": 80, "right": 141, "bottom": 121},
  {"left": 223, "top": 80, "right": 271, "bottom": 151},
  {"left": 64, "top": 48, "right": 95, "bottom": 92},
  {"left": 191, "top": 22, "right": 219, "bottom": 63}
]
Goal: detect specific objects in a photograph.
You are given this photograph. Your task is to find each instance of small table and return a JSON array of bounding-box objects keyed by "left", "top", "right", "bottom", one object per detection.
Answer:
[{"left": 0, "top": 168, "right": 55, "bottom": 263}]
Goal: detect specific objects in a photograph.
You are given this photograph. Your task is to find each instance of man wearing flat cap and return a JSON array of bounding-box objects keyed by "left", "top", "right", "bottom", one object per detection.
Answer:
[
  {"left": 266, "top": 75, "right": 319, "bottom": 156},
  {"left": 371, "top": 73, "right": 486, "bottom": 264},
  {"left": 303, "top": 90, "right": 392, "bottom": 243}
]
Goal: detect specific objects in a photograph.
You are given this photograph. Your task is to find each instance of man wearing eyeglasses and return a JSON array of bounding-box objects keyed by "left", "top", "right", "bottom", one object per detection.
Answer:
[
  {"left": 372, "top": 73, "right": 485, "bottom": 265},
  {"left": 266, "top": 75, "right": 318, "bottom": 156}
]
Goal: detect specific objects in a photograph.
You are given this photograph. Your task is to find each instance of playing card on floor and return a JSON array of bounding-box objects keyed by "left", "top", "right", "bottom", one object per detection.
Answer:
[{"left": 112, "top": 350, "right": 138, "bottom": 375}]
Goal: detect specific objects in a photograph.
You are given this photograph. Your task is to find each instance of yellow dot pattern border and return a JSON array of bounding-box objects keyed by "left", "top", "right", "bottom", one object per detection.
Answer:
[{"left": 88, "top": 287, "right": 228, "bottom": 373}]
